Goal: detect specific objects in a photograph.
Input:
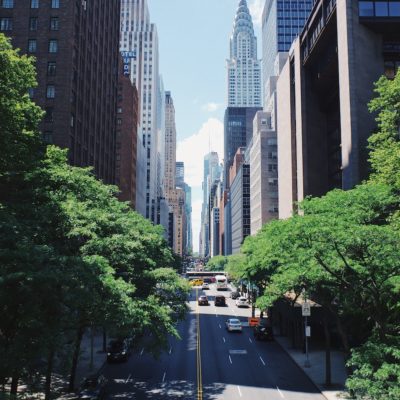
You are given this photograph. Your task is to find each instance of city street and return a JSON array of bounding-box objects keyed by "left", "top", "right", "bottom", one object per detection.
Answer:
[{"left": 103, "top": 284, "right": 326, "bottom": 399}]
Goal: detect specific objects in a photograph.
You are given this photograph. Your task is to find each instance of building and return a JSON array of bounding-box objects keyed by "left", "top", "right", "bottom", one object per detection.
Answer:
[
  {"left": 277, "top": 0, "right": 400, "bottom": 219},
  {"left": 120, "top": 0, "right": 160, "bottom": 222},
  {"left": 262, "top": 0, "right": 312, "bottom": 102},
  {"left": 164, "top": 92, "right": 176, "bottom": 194},
  {"left": 200, "top": 152, "right": 221, "bottom": 257},
  {"left": 227, "top": 0, "right": 262, "bottom": 107},
  {"left": 230, "top": 148, "right": 250, "bottom": 254},
  {"left": 115, "top": 58, "right": 139, "bottom": 209},
  {"left": 249, "top": 111, "right": 279, "bottom": 234},
  {"left": 0, "top": 0, "right": 121, "bottom": 184},
  {"left": 224, "top": 106, "right": 261, "bottom": 187}
]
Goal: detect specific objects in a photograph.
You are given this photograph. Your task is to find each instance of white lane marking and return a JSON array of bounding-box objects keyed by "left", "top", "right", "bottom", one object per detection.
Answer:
[
  {"left": 237, "top": 386, "right": 242, "bottom": 397},
  {"left": 259, "top": 356, "right": 266, "bottom": 366},
  {"left": 229, "top": 355, "right": 233, "bottom": 364},
  {"left": 169, "top": 347, "right": 172, "bottom": 355},
  {"left": 140, "top": 348, "right": 144, "bottom": 356},
  {"left": 249, "top": 337, "right": 253, "bottom": 343},
  {"left": 219, "top": 324, "right": 222, "bottom": 329},
  {"left": 277, "top": 386, "right": 285, "bottom": 398},
  {"left": 162, "top": 372, "right": 166, "bottom": 382},
  {"left": 125, "top": 374, "right": 131, "bottom": 384},
  {"left": 223, "top": 337, "right": 226, "bottom": 343}
]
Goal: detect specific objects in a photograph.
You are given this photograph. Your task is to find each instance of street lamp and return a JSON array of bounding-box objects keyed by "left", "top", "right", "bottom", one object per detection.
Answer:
[{"left": 302, "top": 288, "right": 311, "bottom": 368}]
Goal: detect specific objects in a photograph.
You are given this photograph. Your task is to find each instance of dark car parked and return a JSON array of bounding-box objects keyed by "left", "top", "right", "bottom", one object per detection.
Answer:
[
  {"left": 230, "top": 290, "right": 240, "bottom": 299},
  {"left": 78, "top": 374, "right": 107, "bottom": 399},
  {"left": 198, "top": 295, "right": 209, "bottom": 305},
  {"left": 107, "top": 339, "right": 131, "bottom": 362},
  {"left": 253, "top": 319, "right": 273, "bottom": 341},
  {"left": 215, "top": 295, "right": 226, "bottom": 306}
]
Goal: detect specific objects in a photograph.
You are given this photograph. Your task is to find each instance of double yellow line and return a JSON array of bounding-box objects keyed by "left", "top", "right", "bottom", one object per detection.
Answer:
[{"left": 196, "top": 288, "right": 203, "bottom": 400}]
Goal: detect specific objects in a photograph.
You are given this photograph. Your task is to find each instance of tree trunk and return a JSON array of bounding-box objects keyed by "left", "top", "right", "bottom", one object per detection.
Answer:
[
  {"left": 45, "top": 348, "right": 55, "bottom": 400},
  {"left": 323, "top": 311, "right": 332, "bottom": 387},
  {"left": 10, "top": 374, "right": 19, "bottom": 399},
  {"left": 68, "top": 326, "right": 84, "bottom": 392}
]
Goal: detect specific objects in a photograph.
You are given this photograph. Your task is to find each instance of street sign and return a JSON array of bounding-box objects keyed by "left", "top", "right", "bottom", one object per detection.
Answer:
[
  {"left": 302, "top": 302, "right": 311, "bottom": 316},
  {"left": 305, "top": 326, "right": 311, "bottom": 337}
]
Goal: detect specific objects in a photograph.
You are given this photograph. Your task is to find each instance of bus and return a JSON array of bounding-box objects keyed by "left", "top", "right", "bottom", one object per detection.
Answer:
[{"left": 215, "top": 275, "right": 228, "bottom": 291}]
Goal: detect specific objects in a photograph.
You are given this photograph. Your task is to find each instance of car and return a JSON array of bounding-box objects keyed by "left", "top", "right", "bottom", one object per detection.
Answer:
[
  {"left": 189, "top": 279, "right": 204, "bottom": 287},
  {"left": 230, "top": 290, "right": 240, "bottom": 299},
  {"left": 107, "top": 339, "right": 131, "bottom": 362},
  {"left": 78, "top": 374, "right": 107, "bottom": 399},
  {"left": 214, "top": 295, "right": 226, "bottom": 306},
  {"left": 253, "top": 319, "right": 273, "bottom": 341},
  {"left": 225, "top": 318, "right": 242, "bottom": 332},
  {"left": 203, "top": 277, "right": 212, "bottom": 284},
  {"left": 235, "top": 297, "right": 249, "bottom": 307},
  {"left": 202, "top": 283, "right": 210, "bottom": 290},
  {"left": 198, "top": 295, "right": 209, "bottom": 305}
]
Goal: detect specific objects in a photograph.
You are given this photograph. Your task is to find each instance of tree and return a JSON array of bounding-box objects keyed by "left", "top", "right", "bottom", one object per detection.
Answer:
[{"left": 205, "top": 255, "right": 228, "bottom": 271}]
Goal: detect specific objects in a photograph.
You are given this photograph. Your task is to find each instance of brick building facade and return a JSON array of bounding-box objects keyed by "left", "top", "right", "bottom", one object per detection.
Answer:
[{"left": 0, "top": 0, "right": 120, "bottom": 183}]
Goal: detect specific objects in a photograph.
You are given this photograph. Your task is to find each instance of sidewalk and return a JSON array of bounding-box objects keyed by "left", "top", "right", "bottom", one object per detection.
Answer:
[
  {"left": 274, "top": 334, "right": 348, "bottom": 400},
  {"left": 74, "top": 332, "right": 107, "bottom": 387}
]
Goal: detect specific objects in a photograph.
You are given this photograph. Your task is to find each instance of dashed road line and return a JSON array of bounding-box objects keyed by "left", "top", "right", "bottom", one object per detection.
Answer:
[
  {"left": 125, "top": 374, "right": 131, "bottom": 384},
  {"left": 249, "top": 337, "right": 253, "bottom": 343},
  {"left": 162, "top": 372, "right": 166, "bottom": 382},
  {"left": 169, "top": 347, "right": 172, "bottom": 355},
  {"left": 229, "top": 355, "right": 233, "bottom": 364},
  {"left": 140, "top": 348, "right": 144, "bottom": 356},
  {"left": 277, "top": 386, "right": 285, "bottom": 398},
  {"left": 259, "top": 356, "right": 266, "bottom": 366},
  {"left": 222, "top": 337, "right": 226, "bottom": 343},
  {"left": 219, "top": 324, "right": 222, "bottom": 329},
  {"left": 237, "top": 386, "right": 242, "bottom": 397}
]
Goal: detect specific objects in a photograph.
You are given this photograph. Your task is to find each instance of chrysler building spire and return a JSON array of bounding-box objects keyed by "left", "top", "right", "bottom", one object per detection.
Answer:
[{"left": 227, "top": 0, "right": 262, "bottom": 107}]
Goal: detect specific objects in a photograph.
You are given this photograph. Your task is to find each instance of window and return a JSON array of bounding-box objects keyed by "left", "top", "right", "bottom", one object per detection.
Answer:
[
  {"left": 30, "top": 0, "right": 39, "bottom": 8},
  {"left": 1, "top": 0, "right": 13, "bottom": 8},
  {"left": 375, "top": 1, "right": 388, "bottom": 16},
  {"left": 44, "top": 107, "right": 54, "bottom": 122},
  {"left": 47, "top": 61, "right": 56, "bottom": 76},
  {"left": 46, "top": 85, "right": 55, "bottom": 99},
  {"left": 42, "top": 131, "right": 53, "bottom": 144},
  {"left": 28, "top": 39, "right": 37, "bottom": 53},
  {"left": 29, "top": 17, "right": 38, "bottom": 30},
  {"left": 389, "top": 1, "right": 400, "bottom": 16},
  {"left": 0, "top": 17, "right": 12, "bottom": 31},
  {"left": 51, "top": 0, "right": 59, "bottom": 8},
  {"left": 50, "top": 17, "right": 59, "bottom": 30},
  {"left": 48, "top": 39, "right": 58, "bottom": 53}
]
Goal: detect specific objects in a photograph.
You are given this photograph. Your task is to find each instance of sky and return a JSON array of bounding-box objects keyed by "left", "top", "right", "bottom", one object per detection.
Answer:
[{"left": 147, "top": 0, "right": 264, "bottom": 252}]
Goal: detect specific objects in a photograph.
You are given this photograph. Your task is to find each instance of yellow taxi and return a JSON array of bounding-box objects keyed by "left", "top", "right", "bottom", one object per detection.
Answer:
[{"left": 189, "top": 279, "right": 204, "bottom": 287}]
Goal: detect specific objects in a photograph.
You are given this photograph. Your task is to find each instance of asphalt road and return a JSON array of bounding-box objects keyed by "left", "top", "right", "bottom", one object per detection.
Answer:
[{"left": 103, "top": 284, "right": 326, "bottom": 399}]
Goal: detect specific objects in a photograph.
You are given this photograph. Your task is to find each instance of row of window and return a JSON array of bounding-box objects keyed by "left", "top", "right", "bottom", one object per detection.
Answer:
[
  {"left": 1, "top": 0, "right": 59, "bottom": 8},
  {"left": 0, "top": 16, "right": 59, "bottom": 31},
  {"left": 359, "top": 1, "right": 400, "bottom": 17},
  {"left": 28, "top": 38, "right": 58, "bottom": 53}
]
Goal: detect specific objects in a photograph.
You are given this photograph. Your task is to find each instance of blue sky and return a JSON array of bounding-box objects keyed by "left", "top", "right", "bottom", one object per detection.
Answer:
[{"left": 147, "top": 0, "right": 264, "bottom": 252}]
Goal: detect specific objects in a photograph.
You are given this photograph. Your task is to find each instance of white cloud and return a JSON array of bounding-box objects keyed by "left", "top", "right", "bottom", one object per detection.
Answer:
[
  {"left": 177, "top": 118, "right": 224, "bottom": 189},
  {"left": 248, "top": 0, "right": 264, "bottom": 28},
  {"left": 201, "top": 102, "right": 222, "bottom": 113},
  {"left": 177, "top": 118, "right": 224, "bottom": 252}
]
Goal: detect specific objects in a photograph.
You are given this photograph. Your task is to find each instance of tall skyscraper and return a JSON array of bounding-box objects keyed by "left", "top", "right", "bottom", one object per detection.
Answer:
[
  {"left": 227, "top": 0, "right": 262, "bottom": 107},
  {"left": 224, "top": 107, "right": 261, "bottom": 187},
  {"left": 0, "top": 0, "right": 121, "bottom": 184},
  {"left": 262, "top": 0, "right": 312, "bottom": 96},
  {"left": 276, "top": 0, "right": 400, "bottom": 218},
  {"left": 120, "top": 0, "right": 160, "bottom": 222},
  {"left": 200, "top": 152, "right": 221, "bottom": 257}
]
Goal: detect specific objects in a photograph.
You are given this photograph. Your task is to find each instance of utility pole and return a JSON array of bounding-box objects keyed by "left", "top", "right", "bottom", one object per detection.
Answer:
[{"left": 302, "top": 289, "right": 311, "bottom": 368}]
